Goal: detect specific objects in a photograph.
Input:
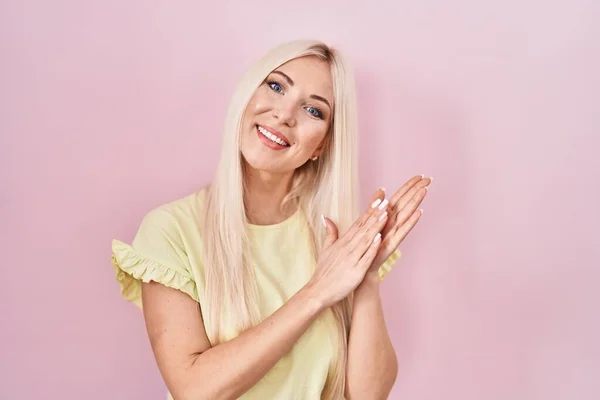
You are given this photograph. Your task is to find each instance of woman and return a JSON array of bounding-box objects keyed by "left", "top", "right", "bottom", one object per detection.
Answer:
[{"left": 112, "top": 39, "right": 431, "bottom": 400}]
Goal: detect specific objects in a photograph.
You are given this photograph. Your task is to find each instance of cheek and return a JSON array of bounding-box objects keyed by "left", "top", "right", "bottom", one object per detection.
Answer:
[
  {"left": 301, "top": 125, "right": 329, "bottom": 151},
  {"left": 242, "top": 98, "right": 265, "bottom": 133},
  {"left": 246, "top": 98, "right": 260, "bottom": 114},
  {"left": 246, "top": 89, "right": 271, "bottom": 115}
]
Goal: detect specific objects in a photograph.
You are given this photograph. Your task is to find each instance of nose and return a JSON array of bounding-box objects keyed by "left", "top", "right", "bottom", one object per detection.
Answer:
[{"left": 272, "top": 103, "right": 296, "bottom": 127}]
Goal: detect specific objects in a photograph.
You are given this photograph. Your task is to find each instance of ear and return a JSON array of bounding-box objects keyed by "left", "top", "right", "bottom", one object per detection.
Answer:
[{"left": 310, "top": 143, "right": 324, "bottom": 159}]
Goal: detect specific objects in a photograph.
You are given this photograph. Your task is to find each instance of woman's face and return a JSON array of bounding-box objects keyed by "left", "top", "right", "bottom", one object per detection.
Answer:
[{"left": 240, "top": 56, "right": 334, "bottom": 174}]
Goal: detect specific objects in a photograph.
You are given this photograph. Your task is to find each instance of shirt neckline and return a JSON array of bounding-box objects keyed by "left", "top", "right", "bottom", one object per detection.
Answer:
[{"left": 246, "top": 207, "right": 302, "bottom": 231}]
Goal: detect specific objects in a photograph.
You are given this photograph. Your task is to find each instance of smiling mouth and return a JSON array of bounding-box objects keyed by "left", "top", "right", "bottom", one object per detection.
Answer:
[{"left": 256, "top": 125, "right": 290, "bottom": 147}]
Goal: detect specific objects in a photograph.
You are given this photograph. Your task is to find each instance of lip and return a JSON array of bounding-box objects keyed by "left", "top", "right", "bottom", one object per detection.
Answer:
[
  {"left": 257, "top": 124, "right": 291, "bottom": 145},
  {"left": 256, "top": 126, "right": 288, "bottom": 151}
]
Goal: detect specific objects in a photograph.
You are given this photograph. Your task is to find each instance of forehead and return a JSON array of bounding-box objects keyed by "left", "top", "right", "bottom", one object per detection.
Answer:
[{"left": 273, "top": 56, "right": 333, "bottom": 100}]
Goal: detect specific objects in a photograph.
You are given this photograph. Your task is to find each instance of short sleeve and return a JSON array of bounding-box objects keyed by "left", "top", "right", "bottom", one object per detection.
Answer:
[
  {"left": 378, "top": 248, "right": 402, "bottom": 281},
  {"left": 111, "top": 208, "right": 198, "bottom": 309}
]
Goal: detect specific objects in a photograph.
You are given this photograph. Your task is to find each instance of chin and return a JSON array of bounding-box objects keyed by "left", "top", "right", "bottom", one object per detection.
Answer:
[
  {"left": 240, "top": 133, "right": 292, "bottom": 174},
  {"left": 241, "top": 151, "right": 289, "bottom": 174}
]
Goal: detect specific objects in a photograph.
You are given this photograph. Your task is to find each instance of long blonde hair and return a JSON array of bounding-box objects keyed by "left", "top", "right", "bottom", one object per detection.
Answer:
[{"left": 201, "top": 39, "right": 359, "bottom": 399}]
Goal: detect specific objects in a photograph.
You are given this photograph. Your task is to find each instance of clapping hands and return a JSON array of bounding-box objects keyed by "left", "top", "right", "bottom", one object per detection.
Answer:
[{"left": 367, "top": 174, "right": 432, "bottom": 278}]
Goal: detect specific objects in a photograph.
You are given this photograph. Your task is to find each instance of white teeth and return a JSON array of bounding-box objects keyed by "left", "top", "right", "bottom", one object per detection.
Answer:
[{"left": 257, "top": 126, "right": 289, "bottom": 147}]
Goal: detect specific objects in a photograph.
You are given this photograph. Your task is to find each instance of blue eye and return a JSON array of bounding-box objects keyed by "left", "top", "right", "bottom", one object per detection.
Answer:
[
  {"left": 306, "top": 106, "right": 323, "bottom": 119},
  {"left": 268, "top": 81, "right": 283, "bottom": 93}
]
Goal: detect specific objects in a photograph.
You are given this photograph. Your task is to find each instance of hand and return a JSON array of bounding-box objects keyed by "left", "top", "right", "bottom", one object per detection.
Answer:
[
  {"left": 367, "top": 174, "right": 432, "bottom": 278},
  {"left": 304, "top": 189, "right": 390, "bottom": 309}
]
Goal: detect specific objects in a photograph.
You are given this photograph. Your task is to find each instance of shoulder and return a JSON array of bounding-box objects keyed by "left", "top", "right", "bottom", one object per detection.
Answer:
[
  {"left": 147, "top": 187, "right": 209, "bottom": 219},
  {"left": 138, "top": 187, "right": 209, "bottom": 233},
  {"left": 122, "top": 187, "right": 209, "bottom": 260}
]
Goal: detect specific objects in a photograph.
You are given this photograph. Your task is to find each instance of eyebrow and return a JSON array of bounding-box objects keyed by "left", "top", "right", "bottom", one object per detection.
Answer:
[{"left": 272, "top": 70, "right": 331, "bottom": 109}]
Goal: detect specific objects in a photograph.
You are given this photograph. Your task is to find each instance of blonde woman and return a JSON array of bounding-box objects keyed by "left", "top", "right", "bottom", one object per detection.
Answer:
[{"left": 112, "top": 39, "right": 431, "bottom": 400}]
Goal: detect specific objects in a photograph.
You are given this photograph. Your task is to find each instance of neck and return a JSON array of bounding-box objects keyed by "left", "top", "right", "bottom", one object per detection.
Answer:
[{"left": 244, "top": 165, "right": 296, "bottom": 225}]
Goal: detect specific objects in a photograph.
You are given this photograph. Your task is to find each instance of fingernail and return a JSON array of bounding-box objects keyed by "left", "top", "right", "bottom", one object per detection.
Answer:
[
  {"left": 429, "top": 176, "right": 434, "bottom": 182},
  {"left": 378, "top": 198, "right": 389, "bottom": 210},
  {"left": 378, "top": 211, "right": 388, "bottom": 221},
  {"left": 379, "top": 186, "right": 386, "bottom": 193},
  {"left": 321, "top": 215, "right": 327, "bottom": 227},
  {"left": 420, "top": 208, "right": 424, "bottom": 214},
  {"left": 420, "top": 174, "right": 425, "bottom": 178},
  {"left": 373, "top": 233, "right": 382, "bottom": 244},
  {"left": 371, "top": 198, "right": 382, "bottom": 209}
]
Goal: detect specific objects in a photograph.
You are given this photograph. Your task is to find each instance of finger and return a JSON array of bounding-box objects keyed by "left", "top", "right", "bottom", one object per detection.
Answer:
[
  {"left": 388, "top": 175, "right": 427, "bottom": 207},
  {"left": 343, "top": 188, "right": 388, "bottom": 243},
  {"left": 381, "top": 176, "right": 427, "bottom": 237},
  {"left": 390, "top": 177, "right": 431, "bottom": 220},
  {"left": 366, "top": 187, "right": 386, "bottom": 212},
  {"left": 393, "top": 186, "right": 427, "bottom": 227},
  {"left": 348, "top": 202, "right": 389, "bottom": 259},
  {"left": 388, "top": 208, "right": 423, "bottom": 248},
  {"left": 322, "top": 216, "right": 339, "bottom": 249},
  {"left": 355, "top": 232, "right": 383, "bottom": 272}
]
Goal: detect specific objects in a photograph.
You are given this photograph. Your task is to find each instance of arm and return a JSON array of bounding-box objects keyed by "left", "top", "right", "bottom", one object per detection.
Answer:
[
  {"left": 345, "top": 274, "right": 398, "bottom": 399},
  {"left": 142, "top": 281, "right": 323, "bottom": 400},
  {"left": 141, "top": 195, "right": 389, "bottom": 400},
  {"left": 345, "top": 175, "right": 432, "bottom": 398}
]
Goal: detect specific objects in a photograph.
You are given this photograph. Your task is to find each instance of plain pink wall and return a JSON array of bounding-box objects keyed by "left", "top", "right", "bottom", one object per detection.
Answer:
[{"left": 1, "top": 1, "right": 598, "bottom": 399}]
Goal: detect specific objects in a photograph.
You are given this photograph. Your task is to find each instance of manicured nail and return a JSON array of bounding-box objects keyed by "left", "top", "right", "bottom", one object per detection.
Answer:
[
  {"left": 321, "top": 215, "right": 326, "bottom": 227},
  {"left": 379, "top": 186, "right": 386, "bottom": 193},
  {"left": 371, "top": 198, "right": 382, "bottom": 209},
  {"left": 378, "top": 211, "right": 388, "bottom": 221},
  {"left": 429, "top": 176, "right": 434, "bottom": 182},
  {"left": 420, "top": 208, "right": 424, "bottom": 214},
  {"left": 373, "top": 233, "right": 382, "bottom": 244},
  {"left": 378, "top": 198, "right": 389, "bottom": 210},
  {"left": 420, "top": 174, "right": 425, "bottom": 178}
]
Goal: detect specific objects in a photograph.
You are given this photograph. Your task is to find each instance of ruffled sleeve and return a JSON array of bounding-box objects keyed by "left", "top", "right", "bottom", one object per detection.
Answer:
[
  {"left": 111, "top": 208, "right": 198, "bottom": 309},
  {"left": 378, "top": 248, "right": 402, "bottom": 281}
]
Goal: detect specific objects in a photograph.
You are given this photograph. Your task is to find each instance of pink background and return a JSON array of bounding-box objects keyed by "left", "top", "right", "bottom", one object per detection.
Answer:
[{"left": 1, "top": 1, "right": 599, "bottom": 399}]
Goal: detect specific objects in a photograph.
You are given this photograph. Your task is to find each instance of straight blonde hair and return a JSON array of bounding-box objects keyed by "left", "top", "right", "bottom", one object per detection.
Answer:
[{"left": 201, "top": 39, "right": 359, "bottom": 399}]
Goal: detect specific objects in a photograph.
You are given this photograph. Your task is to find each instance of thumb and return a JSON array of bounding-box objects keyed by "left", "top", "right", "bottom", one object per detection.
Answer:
[{"left": 321, "top": 215, "right": 339, "bottom": 249}]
